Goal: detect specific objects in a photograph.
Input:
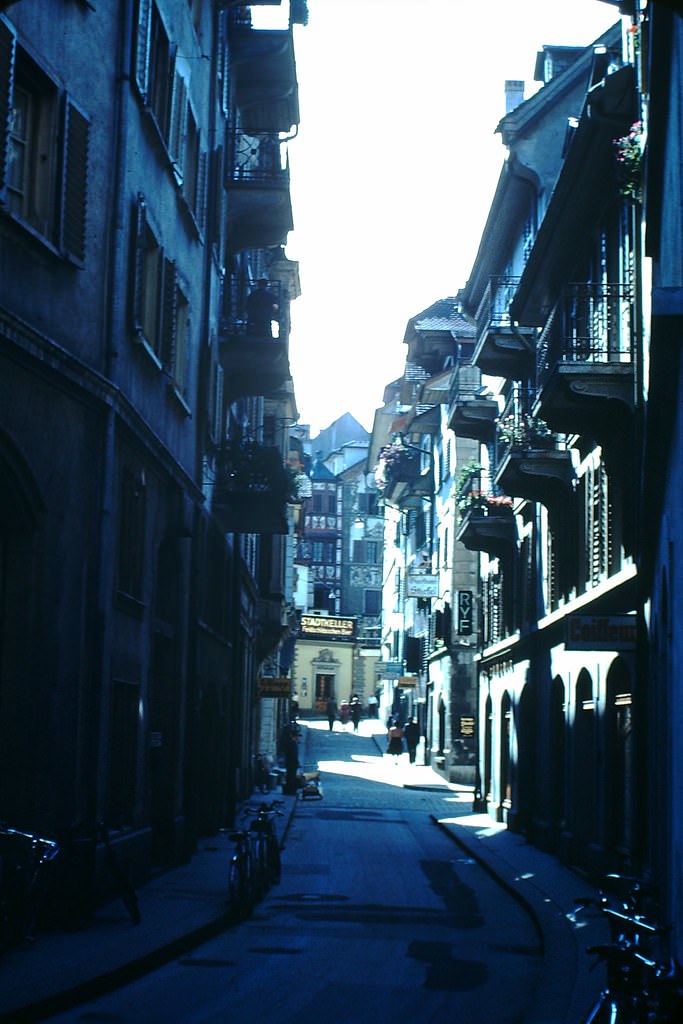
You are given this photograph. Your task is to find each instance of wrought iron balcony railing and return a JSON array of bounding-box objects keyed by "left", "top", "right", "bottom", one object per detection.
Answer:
[
  {"left": 210, "top": 441, "right": 294, "bottom": 534},
  {"left": 472, "top": 276, "right": 535, "bottom": 377},
  {"left": 475, "top": 276, "right": 521, "bottom": 345},
  {"left": 225, "top": 128, "right": 290, "bottom": 188},
  {"left": 537, "top": 282, "right": 635, "bottom": 386},
  {"left": 221, "top": 275, "right": 284, "bottom": 338}
]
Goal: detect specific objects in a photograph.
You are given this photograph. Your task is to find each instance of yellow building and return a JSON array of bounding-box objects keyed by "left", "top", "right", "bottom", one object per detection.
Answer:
[{"left": 292, "top": 614, "right": 357, "bottom": 713}]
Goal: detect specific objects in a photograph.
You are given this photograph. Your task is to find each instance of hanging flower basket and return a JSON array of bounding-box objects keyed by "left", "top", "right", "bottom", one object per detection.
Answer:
[
  {"left": 613, "top": 121, "right": 643, "bottom": 201},
  {"left": 212, "top": 441, "right": 291, "bottom": 533},
  {"left": 374, "top": 442, "right": 420, "bottom": 490}
]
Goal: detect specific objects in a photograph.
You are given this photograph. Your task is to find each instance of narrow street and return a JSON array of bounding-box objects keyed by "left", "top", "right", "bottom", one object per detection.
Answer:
[{"left": 45, "top": 720, "right": 542, "bottom": 1024}]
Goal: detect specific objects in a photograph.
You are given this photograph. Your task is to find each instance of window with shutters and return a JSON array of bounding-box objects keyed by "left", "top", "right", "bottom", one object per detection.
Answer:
[
  {"left": 0, "top": 21, "right": 89, "bottom": 263},
  {"left": 136, "top": 0, "right": 175, "bottom": 146},
  {"left": 168, "top": 69, "right": 206, "bottom": 235},
  {"left": 172, "top": 286, "right": 189, "bottom": 394},
  {"left": 130, "top": 195, "right": 191, "bottom": 398},
  {"left": 140, "top": 220, "right": 163, "bottom": 361}
]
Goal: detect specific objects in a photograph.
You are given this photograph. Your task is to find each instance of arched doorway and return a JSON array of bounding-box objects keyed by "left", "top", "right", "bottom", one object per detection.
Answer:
[
  {"left": 517, "top": 681, "right": 536, "bottom": 834},
  {"left": 483, "top": 694, "right": 493, "bottom": 804},
  {"left": 500, "top": 691, "right": 512, "bottom": 821},
  {"left": 549, "top": 677, "right": 566, "bottom": 842},
  {"left": 574, "top": 670, "right": 596, "bottom": 857},
  {"left": 604, "top": 657, "right": 634, "bottom": 866}
]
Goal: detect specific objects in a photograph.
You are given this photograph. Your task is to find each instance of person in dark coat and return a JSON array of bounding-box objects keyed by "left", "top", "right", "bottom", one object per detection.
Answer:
[
  {"left": 280, "top": 726, "right": 299, "bottom": 794},
  {"left": 386, "top": 718, "right": 404, "bottom": 762},
  {"left": 326, "top": 697, "right": 338, "bottom": 731},
  {"left": 246, "top": 279, "right": 278, "bottom": 336},
  {"left": 350, "top": 696, "right": 362, "bottom": 732},
  {"left": 404, "top": 717, "right": 419, "bottom": 764}
]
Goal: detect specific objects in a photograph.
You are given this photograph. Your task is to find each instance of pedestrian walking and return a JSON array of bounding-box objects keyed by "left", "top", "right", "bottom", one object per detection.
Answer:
[
  {"left": 386, "top": 718, "right": 404, "bottom": 763},
  {"left": 404, "top": 717, "right": 419, "bottom": 764},
  {"left": 279, "top": 725, "right": 299, "bottom": 795},
  {"left": 350, "top": 696, "right": 361, "bottom": 732},
  {"left": 326, "top": 697, "right": 338, "bottom": 731}
]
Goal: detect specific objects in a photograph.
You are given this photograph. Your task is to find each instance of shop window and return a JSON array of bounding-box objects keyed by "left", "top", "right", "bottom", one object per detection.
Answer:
[{"left": 0, "top": 21, "right": 90, "bottom": 263}]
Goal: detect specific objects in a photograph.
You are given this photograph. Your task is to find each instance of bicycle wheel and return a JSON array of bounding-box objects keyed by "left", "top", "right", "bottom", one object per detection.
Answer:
[
  {"left": 266, "top": 833, "right": 281, "bottom": 885},
  {"left": 229, "top": 854, "right": 250, "bottom": 920},
  {"left": 581, "top": 994, "right": 619, "bottom": 1023},
  {"left": 253, "top": 836, "right": 269, "bottom": 899}
]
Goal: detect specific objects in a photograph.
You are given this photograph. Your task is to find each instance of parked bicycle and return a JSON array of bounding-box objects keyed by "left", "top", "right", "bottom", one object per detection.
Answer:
[
  {"left": 577, "top": 874, "right": 683, "bottom": 1022},
  {"left": 225, "top": 817, "right": 258, "bottom": 922},
  {"left": 225, "top": 800, "right": 284, "bottom": 921},
  {"left": 247, "top": 800, "right": 283, "bottom": 892},
  {"left": 0, "top": 825, "right": 60, "bottom": 953}
]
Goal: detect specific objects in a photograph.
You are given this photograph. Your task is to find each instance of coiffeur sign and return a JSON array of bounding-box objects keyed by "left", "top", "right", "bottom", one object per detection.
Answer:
[
  {"left": 300, "top": 615, "right": 356, "bottom": 640},
  {"left": 566, "top": 615, "right": 637, "bottom": 651}
]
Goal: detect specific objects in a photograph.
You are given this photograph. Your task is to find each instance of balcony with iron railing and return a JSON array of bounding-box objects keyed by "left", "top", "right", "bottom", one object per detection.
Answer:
[
  {"left": 455, "top": 478, "right": 517, "bottom": 559},
  {"left": 375, "top": 444, "right": 433, "bottom": 507},
  {"left": 493, "top": 385, "right": 575, "bottom": 510},
  {"left": 219, "top": 276, "right": 290, "bottom": 397},
  {"left": 447, "top": 369, "right": 499, "bottom": 444},
  {"left": 473, "top": 277, "right": 536, "bottom": 379},
  {"left": 535, "top": 282, "right": 635, "bottom": 438},
  {"left": 225, "top": 129, "right": 293, "bottom": 253},
  {"left": 209, "top": 440, "right": 295, "bottom": 534}
]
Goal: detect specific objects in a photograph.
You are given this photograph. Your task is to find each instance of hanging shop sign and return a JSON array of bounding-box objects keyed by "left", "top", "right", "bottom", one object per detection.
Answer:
[
  {"left": 565, "top": 615, "right": 637, "bottom": 651},
  {"left": 300, "top": 615, "right": 356, "bottom": 640},
  {"left": 379, "top": 660, "right": 403, "bottom": 679},
  {"left": 406, "top": 574, "right": 439, "bottom": 598},
  {"left": 399, "top": 675, "right": 418, "bottom": 688},
  {"left": 457, "top": 590, "right": 473, "bottom": 635},
  {"left": 459, "top": 716, "right": 475, "bottom": 737},
  {"left": 257, "top": 677, "right": 292, "bottom": 698}
]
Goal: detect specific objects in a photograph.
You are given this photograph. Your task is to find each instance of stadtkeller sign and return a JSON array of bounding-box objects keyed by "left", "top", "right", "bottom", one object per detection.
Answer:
[
  {"left": 300, "top": 615, "right": 356, "bottom": 639},
  {"left": 566, "top": 615, "right": 637, "bottom": 651}
]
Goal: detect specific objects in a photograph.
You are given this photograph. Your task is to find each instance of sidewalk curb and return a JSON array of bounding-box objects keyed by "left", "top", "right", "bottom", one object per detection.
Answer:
[
  {"left": 431, "top": 814, "right": 605, "bottom": 1024},
  {"left": 1, "top": 792, "right": 301, "bottom": 1024},
  {"left": 1, "top": 911, "right": 235, "bottom": 1024}
]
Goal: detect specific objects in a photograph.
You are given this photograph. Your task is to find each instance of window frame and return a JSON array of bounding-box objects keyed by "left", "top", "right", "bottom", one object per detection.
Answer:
[{"left": 0, "top": 19, "right": 90, "bottom": 264}]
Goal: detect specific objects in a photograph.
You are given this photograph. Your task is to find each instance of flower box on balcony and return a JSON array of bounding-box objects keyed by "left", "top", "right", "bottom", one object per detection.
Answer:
[{"left": 212, "top": 442, "right": 291, "bottom": 534}]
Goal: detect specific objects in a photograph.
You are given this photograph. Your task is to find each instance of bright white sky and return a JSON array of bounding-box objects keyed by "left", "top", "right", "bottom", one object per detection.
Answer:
[{"left": 259, "top": 1, "right": 619, "bottom": 436}]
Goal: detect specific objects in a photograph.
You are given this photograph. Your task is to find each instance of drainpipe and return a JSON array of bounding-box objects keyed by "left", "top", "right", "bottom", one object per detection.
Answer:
[{"left": 92, "top": 0, "right": 134, "bottom": 821}]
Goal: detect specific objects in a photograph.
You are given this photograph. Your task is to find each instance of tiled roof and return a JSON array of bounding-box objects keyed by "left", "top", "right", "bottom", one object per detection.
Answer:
[{"left": 410, "top": 298, "right": 475, "bottom": 338}]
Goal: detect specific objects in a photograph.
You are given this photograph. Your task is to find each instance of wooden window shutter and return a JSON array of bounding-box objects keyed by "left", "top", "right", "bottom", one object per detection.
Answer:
[
  {"left": 160, "top": 256, "right": 177, "bottom": 369},
  {"left": 60, "top": 97, "right": 90, "bottom": 264},
  {"left": 135, "top": 0, "right": 152, "bottom": 104},
  {"left": 0, "top": 19, "right": 16, "bottom": 203},
  {"left": 196, "top": 149, "right": 207, "bottom": 232},
  {"left": 129, "top": 193, "right": 146, "bottom": 335},
  {"left": 168, "top": 71, "right": 187, "bottom": 174}
]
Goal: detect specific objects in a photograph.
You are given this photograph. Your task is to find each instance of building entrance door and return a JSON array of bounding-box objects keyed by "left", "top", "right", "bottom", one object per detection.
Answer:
[{"left": 315, "top": 673, "right": 334, "bottom": 713}]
